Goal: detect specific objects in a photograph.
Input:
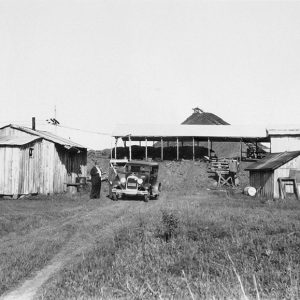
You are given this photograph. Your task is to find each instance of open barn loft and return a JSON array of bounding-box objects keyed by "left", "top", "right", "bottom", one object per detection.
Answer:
[{"left": 112, "top": 124, "right": 270, "bottom": 161}]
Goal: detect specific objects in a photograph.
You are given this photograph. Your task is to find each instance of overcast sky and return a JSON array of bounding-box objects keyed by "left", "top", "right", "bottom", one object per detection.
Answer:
[{"left": 1, "top": 0, "right": 300, "bottom": 149}]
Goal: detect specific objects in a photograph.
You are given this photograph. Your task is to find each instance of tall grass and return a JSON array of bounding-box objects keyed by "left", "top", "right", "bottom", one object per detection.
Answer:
[{"left": 37, "top": 193, "right": 300, "bottom": 299}]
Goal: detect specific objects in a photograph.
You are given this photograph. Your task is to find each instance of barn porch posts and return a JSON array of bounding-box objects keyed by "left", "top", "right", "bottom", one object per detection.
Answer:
[
  {"left": 129, "top": 135, "right": 132, "bottom": 161},
  {"left": 192, "top": 137, "right": 195, "bottom": 161},
  {"left": 114, "top": 138, "right": 118, "bottom": 159},
  {"left": 176, "top": 137, "right": 179, "bottom": 160},
  {"left": 207, "top": 138, "right": 211, "bottom": 157},
  {"left": 240, "top": 139, "right": 243, "bottom": 161},
  {"left": 145, "top": 138, "right": 148, "bottom": 160},
  {"left": 161, "top": 137, "right": 164, "bottom": 160}
]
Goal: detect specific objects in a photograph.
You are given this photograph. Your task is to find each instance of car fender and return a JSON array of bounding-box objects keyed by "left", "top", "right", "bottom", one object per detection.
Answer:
[{"left": 151, "top": 182, "right": 162, "bottom": 194}]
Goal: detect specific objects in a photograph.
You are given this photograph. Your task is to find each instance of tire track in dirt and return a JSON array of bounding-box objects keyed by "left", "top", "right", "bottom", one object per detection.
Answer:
[{"left": 0, "top": 198, "right": 160, "bottom": 300}]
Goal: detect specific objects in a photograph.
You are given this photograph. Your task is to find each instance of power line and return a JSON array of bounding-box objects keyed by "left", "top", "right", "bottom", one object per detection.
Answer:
[
  {"left": 0, "top": 119, "right": 112, "bottom": 136},
  {"left": 55, "top": 124, "right": 112, "bottom": 136},
  {"left": 0, "top": 119, "right": 45, "bottom": 124}
]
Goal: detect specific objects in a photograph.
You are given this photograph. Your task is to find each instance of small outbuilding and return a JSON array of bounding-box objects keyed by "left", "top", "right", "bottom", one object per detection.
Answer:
[
  {"left": 0, "top": 124, "right": 87, "bottom": 197},
  {"left": 246, "top": 151, "right": 300, "bottom": 199},
  {"left": 267, "top": 126, "right": 300, "bottom": 153}
]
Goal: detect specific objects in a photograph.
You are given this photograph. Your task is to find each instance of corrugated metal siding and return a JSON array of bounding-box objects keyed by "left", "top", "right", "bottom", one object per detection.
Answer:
[
  {"left": 250, "top": 171, "right": 274, "bottom": 198},
  {"left": 0, "top": 127, "right": 29, "bottom": 137},
  {"left": 0, "top": 136, "right": 41, "bottom": 146},
  {"left": 0, "top": 126, "right": 86, "bottom": 149},
  {"left": 271, "top": 136, "right": 300, "bottom": 153},
  {"left": 246, "top": 151, "right": 300, "bottom": 171}
]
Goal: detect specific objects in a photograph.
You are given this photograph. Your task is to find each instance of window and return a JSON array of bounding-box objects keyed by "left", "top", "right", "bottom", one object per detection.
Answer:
[{"left": 29, "top": 147, "right": 34, "bottom": 158}]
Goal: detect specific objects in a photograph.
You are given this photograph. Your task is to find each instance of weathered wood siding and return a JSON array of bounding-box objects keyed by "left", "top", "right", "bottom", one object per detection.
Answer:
[
  {"left": 19, "top": 140, "right": 43, "bottom": 194},
  {"left": 271, "top": 136, "right": 300, "bottom": 153},
  {"left": 0, "top": 137, "right": 87, "bottom": 195},
  {"left": 274, "top": 156, "right": 300, "bottom": 197},
  {"left": 0, "top": 146, "right": 20, "bottom": 195},
  {"left": 249, "top": 171, "right": 274, "bottom": 199}
]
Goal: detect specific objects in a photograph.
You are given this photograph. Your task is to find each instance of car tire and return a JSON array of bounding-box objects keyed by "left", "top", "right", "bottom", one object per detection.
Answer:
[
  {"left": 112, "top": 193, "right": 118, "bottom": 201},
  {"left": 158, "top": 183, "right": 162, "bottom": 192},
  {"left": 144, "top": 194, "right": 149, "bottom": 202}
]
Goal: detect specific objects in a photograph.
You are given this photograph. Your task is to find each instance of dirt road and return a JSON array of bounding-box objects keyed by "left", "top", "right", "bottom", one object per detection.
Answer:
[{"left": 0, "top": 195, "right": 164, "bottom": 300}]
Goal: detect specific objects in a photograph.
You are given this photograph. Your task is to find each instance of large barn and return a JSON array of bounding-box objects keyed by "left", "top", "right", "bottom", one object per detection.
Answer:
[{"left": 0, "top": 124, "right": 87, "bottom": 197}]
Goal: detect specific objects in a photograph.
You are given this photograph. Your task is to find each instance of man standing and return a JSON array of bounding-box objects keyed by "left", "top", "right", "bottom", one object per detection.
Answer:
[{"left": 90, "top": 161, "right": 102, "bottom": 199}]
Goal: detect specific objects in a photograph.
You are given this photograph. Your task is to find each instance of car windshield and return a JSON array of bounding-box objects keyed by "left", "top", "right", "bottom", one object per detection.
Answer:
[
  {"left": 126, "top": 165, "right": 151, "bottom": 173},
  {"left": 151, "top": 167, "right": 158, "bottom": 176}
]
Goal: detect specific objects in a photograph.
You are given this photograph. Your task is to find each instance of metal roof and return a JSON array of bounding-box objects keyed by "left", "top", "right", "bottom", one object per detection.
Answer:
[
  {"left": 0, "top": 136, "right": 42, "bottom": 146},
  {"left": 245, "top": 151, "right": 300, "bottom": 171},
  {"left": 0, "top": 124, "right": 86, "bottom": 149},
  {"left": 267, "top": 125, "right": 300, "bottom": 136},
  {"left": 112, "top": 124, "right": 269, "bottom": 142},
  {"left": 182, "top": 110, "right": 229, "bottom": 125}
]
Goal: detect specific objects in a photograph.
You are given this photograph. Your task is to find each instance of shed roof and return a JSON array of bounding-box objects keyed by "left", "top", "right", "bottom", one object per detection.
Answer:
[
  {"left": 245, "top": 151, "right": 300, "bottom": 171},
  {"left": 267, "top": 125, "right": 300, "bottom": 136},
  {"left": 0, "top": 124, "right": 86, "bottom": 150},
  {"left": 112, "top": 124, "right": 269, "bottom": 142},
  {"left": 0, "top": 135, "right": 42, "bottom": 146}
]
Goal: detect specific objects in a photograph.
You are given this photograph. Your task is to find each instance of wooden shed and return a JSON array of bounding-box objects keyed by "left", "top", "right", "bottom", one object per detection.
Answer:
[
  {"left": 246, "top": 151, "right": 300, "bottom": 199},
  {"left": 0, "top": 124, "right": 87, "bottom": 197},
  {"left": 267, "top": 126, "right": 300, "bottom": 153}
]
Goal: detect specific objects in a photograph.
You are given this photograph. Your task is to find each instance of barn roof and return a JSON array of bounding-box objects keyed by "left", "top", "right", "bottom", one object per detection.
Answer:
[
  {"left": 112, "top": 124, "right": 269, "bottom": 142},
  {"left": 0, "top": 124, "right": 86, "bottom": 150},
  {"left": 0, "top": 135, "right": 42, "bottom": 146},
  {"left": 245, "top": 151, "right": 300, "bottom": 171},
  {"left": 181, "top": 108, "right": 229, "bottom": 125}
]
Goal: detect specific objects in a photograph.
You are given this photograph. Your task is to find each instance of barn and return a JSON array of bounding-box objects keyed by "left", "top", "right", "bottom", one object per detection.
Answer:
[
  {"left": 267, "top": 126, "right": 300, "bottom": 153},
  {"left": 0, "top": 124, "right": 87, "bottom": 197},
  {"left": 246, "top": 151, "right": 300, "bottom": 199}
]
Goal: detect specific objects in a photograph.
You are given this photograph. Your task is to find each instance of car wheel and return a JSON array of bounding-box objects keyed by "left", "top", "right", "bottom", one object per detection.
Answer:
[
  {"left": 153, "top": 194, "right": 159, "bottom": 200},
  {"left": 112, "top": 193, "right": 118, "bottom": 201},
  {"left": 158, "top": 183, "right": 162, "bottom": 192},
  {"left": 144, "top": 194, "right": 149, "bottom": 202}
]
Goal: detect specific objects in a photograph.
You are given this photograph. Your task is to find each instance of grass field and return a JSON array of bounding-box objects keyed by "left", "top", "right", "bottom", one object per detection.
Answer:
[
  {"left": 1, "top": 189, "right": 300, "bottom": 299},
  {"left": 1, "top": 161, "right": 300, "bottom": 299}
]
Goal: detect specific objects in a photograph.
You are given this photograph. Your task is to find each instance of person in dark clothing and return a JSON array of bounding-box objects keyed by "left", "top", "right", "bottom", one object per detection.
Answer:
[{"left": 90, "top": 161, "right": 102, "bottom": 199}]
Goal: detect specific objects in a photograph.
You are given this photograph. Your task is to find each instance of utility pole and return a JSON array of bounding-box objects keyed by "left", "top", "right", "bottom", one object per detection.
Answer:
[
  {"left": 54, "top": 105, "right": 57, "bottom": 134},
  {"left": 46, "top": 106, "right": 60, "bottom": 133}
]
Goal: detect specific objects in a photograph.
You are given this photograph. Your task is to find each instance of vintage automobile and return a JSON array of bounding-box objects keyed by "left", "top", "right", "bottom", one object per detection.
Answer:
[{"left": 109, "top": 160, "right": 161, "bottom": 202}]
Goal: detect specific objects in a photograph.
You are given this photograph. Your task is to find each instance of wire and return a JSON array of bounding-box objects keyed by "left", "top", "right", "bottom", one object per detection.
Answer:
[
  {"left": 55, "top": 124, "right": 112, "bottom": 136},
  {"left": 0, "top": 119, "right": 112, "bottom": 136},
  {"left": 0, "top": 119, "right": 45, "bottom": 124}
]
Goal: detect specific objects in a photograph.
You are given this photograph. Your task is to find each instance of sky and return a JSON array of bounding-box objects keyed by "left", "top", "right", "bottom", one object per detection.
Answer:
[{"left": 0, "top": 0, "right": 300, "bottom": 149}]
